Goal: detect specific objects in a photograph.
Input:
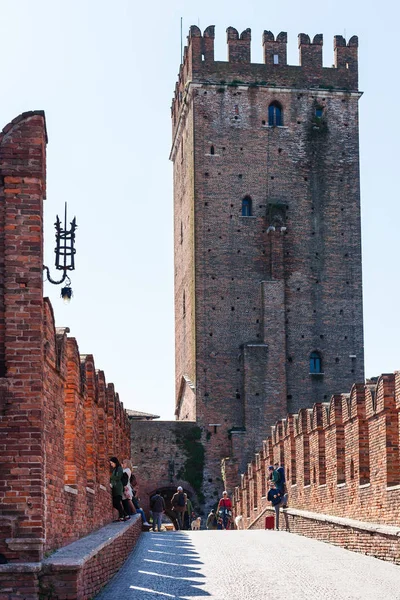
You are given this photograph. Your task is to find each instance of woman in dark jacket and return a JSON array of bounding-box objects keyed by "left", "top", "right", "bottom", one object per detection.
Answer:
[{"left": 109, "top": 457, "right": 129, "bottom": 521}]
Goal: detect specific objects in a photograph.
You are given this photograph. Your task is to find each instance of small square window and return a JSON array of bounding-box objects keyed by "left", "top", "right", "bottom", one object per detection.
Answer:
[{"left": 273, "top": 54, "right": 279, "bottom": 65}]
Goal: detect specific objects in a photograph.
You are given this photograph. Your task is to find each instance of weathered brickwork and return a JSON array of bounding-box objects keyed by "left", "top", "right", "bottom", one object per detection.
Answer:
[
  {"left": 42, "top": 305, "right": 130, "bottom": 556},
  {"left": 171, "top": 26, "right": 364, "bottom": 505},
  {"left": 0, "top": 112, "right": 132, "bottom": 598},
  {"left": 130, "top": 420, "right": 206, "bottom": 514},
  {"left": 232, "top": 373, "right": 400, "bottom": 550}
]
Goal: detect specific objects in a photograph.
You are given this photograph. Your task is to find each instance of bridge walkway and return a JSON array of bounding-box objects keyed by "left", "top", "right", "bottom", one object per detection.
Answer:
[{"left": 95, "top": 529, "right": 400, "bottom": 599}]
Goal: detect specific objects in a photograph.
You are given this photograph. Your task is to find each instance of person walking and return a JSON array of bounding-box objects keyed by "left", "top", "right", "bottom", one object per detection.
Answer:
[
  {"left": 267, "top": 480, "right": 289, "bottom": 530},
  {"left": 109, "top": 457, "right": 129, "bottom": 522},
  {"left": 150, "top": 491, "right": 166, "bottom": 532},
  {"left": 217, "top": 491, "right": 233, "bottom": 530},
  {"left": 171, "top": 486, "right": 187, "bottom": 530}
]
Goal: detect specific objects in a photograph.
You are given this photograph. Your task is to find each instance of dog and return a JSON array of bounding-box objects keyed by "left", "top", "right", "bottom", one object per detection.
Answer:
[
  {"left": 191, "top": 517, "right": 201, "bottom": 530},
  {"left": 235, "top": 515, "right": 244, "bottom": 530}
]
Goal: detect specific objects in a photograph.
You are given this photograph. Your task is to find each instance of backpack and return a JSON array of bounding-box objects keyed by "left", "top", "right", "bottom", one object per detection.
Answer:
[
  {"left": 121, "top": 471, "right": 129, "bottom": 487},
  {"left": 177, "top": 492, "right": 186, "bottom": 507},
  {"left": 277, "top": 466, "right": 285, "bottom": 484},
  {"left": 130, "top": 473, "right": 137, "bottom": 488}
]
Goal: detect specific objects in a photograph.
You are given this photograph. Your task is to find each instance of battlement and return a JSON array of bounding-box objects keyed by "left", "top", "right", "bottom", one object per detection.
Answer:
[
  {"left": 231, "top": 372, "right": 400, "bottom": 531},
  {"left": 171, "top": 26, "right": 359, "bottom": 130}
]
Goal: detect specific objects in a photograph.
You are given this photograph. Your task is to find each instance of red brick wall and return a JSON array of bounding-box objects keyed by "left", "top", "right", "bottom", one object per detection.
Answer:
[
  {"left": 0, "top": 112, "right": 131, "bottom": 563},
  {"left": 0, "top": 112, "right": 47, "bottom": 562},
  {"left": 39, "top": 518, "right": 142, "bottom": 600},
  {"left": 233, "top": 373, "right": 400, "bottom": 528},
  {"left": 42, "top": 303, "right": 131, "bottom": 556}
]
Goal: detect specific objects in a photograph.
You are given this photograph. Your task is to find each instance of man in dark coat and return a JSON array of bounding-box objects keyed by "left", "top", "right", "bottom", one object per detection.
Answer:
[
  {"left": 171, "top": 486, "right": 187, "bottom": 530},
  {"left": 267, "top": 481, "right": 289, "bottom": 531},
  {"left": 150, "top": 491, "right": 166, "bottom": 532}
]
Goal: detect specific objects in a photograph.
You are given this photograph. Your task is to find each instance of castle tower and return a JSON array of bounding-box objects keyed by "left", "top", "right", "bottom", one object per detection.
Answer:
[{"left": 170, "top": 26, "right": 364, "bottom": 498}]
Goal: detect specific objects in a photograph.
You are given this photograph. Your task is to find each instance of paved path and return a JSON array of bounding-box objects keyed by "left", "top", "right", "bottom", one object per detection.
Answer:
[{"left": 95, "top": 530, "right": 400, "bottom": 599}]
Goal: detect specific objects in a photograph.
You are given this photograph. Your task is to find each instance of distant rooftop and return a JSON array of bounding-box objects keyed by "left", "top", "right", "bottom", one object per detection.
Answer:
[{"left": 126, "top": 409, "right": 160, "bottom": 421}]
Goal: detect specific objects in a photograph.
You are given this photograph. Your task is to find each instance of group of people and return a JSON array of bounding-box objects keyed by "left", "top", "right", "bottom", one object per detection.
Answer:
[
  {"left": 109, "top": 457, "right": 150, "bottom": 525},
  {"left": 151, "top": 485, "right": 197, "bottom": 531},
  {"left": 267, "top": 462, "right": 289, "bottom": 530},
  {"left": 110, "top": 457, "right": 288, "bottom": 531},
  {"left": 205, "top": 465, "right": 288, "bottom": 531}
]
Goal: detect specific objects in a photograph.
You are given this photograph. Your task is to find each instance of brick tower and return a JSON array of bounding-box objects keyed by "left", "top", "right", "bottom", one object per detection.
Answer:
[{"left": 171, "top": 26, "right": 364, "bottom": 498}]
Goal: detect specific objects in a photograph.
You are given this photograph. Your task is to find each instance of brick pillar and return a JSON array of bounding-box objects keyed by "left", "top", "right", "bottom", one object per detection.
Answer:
[
  {"left": 97, "top": 370, "right": 108, "bottom": 487},
  {"left": 0, "top": 112, "right": 47, "bottom": 561},
  {"left": 83, "top": 355, "right": 97, "bottom": 488},
  {"left": 106, "top": 383, "right": 116, "bottom": 457},
  {"left": 64, "top": 339, "right": 86, "bottom": 490}
]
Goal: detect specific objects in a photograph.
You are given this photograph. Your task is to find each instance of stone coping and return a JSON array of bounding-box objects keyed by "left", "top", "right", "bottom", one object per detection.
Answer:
[
  {"left": 0, "top": 562, "right": 41, "bottom": 573},
  {"left": 285, "top": 508, "right": 400, "bottom": 537},
  {"left": 0, "top": 515, "right": 141, "bottom": 574},
  {"left": 250, "top": 504, "right": 400, "bottom": 537},
  {"left": 42, "top": 515, "right": 141, "bottom": 571}
]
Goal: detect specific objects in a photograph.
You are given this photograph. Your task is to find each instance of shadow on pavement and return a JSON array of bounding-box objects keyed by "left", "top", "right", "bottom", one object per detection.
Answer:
[{"left": 95, "top": 532, "right": 210, "bottom": 599}]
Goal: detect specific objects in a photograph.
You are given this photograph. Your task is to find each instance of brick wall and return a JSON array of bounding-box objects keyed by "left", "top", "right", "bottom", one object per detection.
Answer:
[
  {"left": 39, "top": 517, "right": 142, "bottom": 600},
  {"left": 0, "top": 112, "right": 131, "bottom": 564},
  {"left": 130, "top": 420, "right": 205, "bottom": 514},
  {"left": 232, "top": 373, "right": 400, "bottom": 532},
  {"left": 42, "top": 300, "right": 131, "bottom": 556}
]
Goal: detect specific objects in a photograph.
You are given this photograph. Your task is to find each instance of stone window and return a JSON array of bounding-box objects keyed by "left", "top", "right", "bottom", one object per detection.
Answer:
[
  {"left": 315, "top": 107, "right": 323, "bottom": 118},
  {"left": 273, "top": 54, "right": 279, "bottom": 65},
  {"left": 241, "top": 196, "right": 252, "bottom": 216},
  {"left": 268, "top": 102, "right": 283, "bottom": 126}
]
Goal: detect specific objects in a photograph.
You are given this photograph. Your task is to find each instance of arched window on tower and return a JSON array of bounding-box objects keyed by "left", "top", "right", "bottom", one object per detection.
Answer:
[
  {"left": 268, "top": 102, "right": 283, "bottom": 127},
  {"left": 309, "top": 351, "right": 322, "bottom": 374},
  {"left": 241, "top": 196, "right": 252, "bottom": 217}
]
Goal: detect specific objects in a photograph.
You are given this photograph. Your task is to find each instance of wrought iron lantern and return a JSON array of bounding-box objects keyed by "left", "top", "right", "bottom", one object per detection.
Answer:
[{"left": 43, "top": 203, "right": 77, "bottom": 302}]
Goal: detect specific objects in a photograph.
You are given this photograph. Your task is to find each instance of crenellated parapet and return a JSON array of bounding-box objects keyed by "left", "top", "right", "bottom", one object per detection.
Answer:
[
  {"left": 233, "top": 372, "right": 400, "bottom": 529},
  {"left": 171, "top": 25, "right": 359, "bottom": 136},
  {"left": 0, "top": 112, "right": 131, "bottom": 564},
  {"left": 42, "top": 298, "right": 131, "bottom": 554}
]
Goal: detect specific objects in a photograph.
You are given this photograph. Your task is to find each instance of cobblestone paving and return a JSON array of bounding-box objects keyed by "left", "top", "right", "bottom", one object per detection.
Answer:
[{"left": 95, "top": 530, "right": 400, "bottom": 599}]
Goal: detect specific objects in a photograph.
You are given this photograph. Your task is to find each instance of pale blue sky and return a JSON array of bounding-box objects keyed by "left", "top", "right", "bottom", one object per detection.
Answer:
[{"left": 0, "top": 0, "right": 396, "bottom": 419}]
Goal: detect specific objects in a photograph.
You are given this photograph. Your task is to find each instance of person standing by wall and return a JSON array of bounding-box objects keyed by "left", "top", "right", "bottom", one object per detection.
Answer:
[
  {"left": 121, "top": 459, "right": 136, "bottom": 516},
  {"left": 109, "top": 457, "right": 129, "bottom": 522},
  {"left": 267, "top": 481, "right": 288, "bottom": 531},
  {"left": 273, "top": 461, "right": 286, "bottom": 495}
]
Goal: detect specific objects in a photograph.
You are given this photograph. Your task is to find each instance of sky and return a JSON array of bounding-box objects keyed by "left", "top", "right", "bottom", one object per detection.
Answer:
[{"left": 0, "top": 0, "right": 396, "bottom": 420}]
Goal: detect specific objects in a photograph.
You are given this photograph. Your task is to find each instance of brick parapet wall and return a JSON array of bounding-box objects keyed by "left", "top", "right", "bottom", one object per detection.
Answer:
[
  {"left": 0, "top": 112, "right": 131, "bottom": 564},
  {"left": 0, "top": 112, "right": 47, "bottom": 562},
  {"left": 42, "top": 299, "right": 131, "bottom": 555},
  {"left": 171, "top": 27, "right": 359, "bottom": 134},
  {"left": 247, "top": 506, "right": 400, "bottom": 564},
  {"left": 233, "top": 373, "right": 400, "bottom": 529},
  {"left": 0, "top": 516, "right": 142, "bottom": 600}
]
